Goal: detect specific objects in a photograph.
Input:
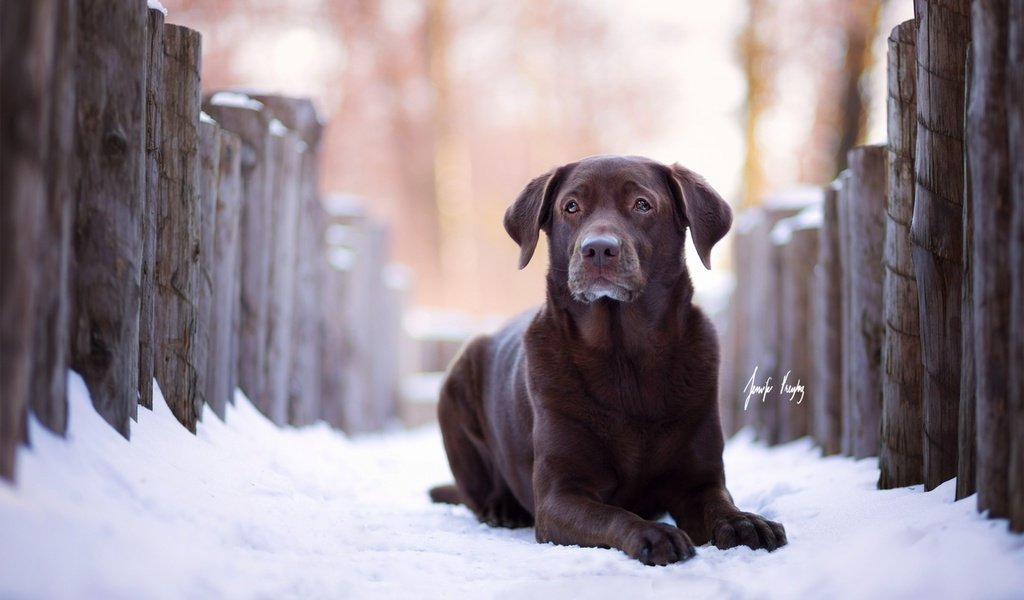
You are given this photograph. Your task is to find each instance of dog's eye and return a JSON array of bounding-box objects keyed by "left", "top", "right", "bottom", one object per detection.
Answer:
[
  {"left": 634, "top": 198, "right": 652, "bottom": 212},
  {"left": 564, "top": 200, "right": 579, "bottom": 214}
]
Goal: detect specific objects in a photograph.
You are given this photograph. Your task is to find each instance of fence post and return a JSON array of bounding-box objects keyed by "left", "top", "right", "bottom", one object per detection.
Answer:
[
  {"left": 843, "top": 145, "right": 887, "bottom": 459},
  {"left": 1, "top": 0, "right": 54, "bottom": 477},
  {"left": 880, "top": 19, "right": 924, "bottom": 489},
  {"left": 196, "top": 117, "right": 220, "bottom": 417},
  {"left": 320, "top": 244, "right": 351, "bottom": 430},
  {"left": 139, "top": 6, "right": 165, "bottom": 412},
  {"left": 814, "top": 182, "right": 843, "bottom": 455},
  {"left": 259, "top": 123, "right": 303, "bottom": 425},
  {"left": 244, "top": 94, "right": 325, "bottom": 426},
  {"left": 206, "top": 129, "right": 242, "bottom": 420},
  {"left": 154, "top": 24, "right": 202, "bottom": 431},
  {"left": 737, "top": 204, "right": 803, "bottom": 439},
  {"left": 1007, "top": 0, "right": 1024, "bottom": 534},
  {"left": 836, "top": 170, "right": 855, "bottom": 455},
  {"left": 959, "top": 47, "right": 977, "bottom": 500},
  {"left": 968, "top": 0, "right": 1011, "bottom": 519},
  {"left": 29, "top": 0, "right": 77, "bottom": 435},
  {"left": 772, "top": 211, "right": 820, "bottom": 443},
  {"left": 912, "top": 0, "right": 970, "bottom": 491},
  {"left": 70, "top": 0, "right": 147, "bottom": 438},
  {"left": 202, "top": 96, "right": 273, "bottom": 410}
]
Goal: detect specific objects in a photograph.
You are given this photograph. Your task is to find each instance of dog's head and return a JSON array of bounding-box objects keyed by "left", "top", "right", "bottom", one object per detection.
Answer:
[{"left": 504, "top": 155, "right": 732, "bottom": 303}]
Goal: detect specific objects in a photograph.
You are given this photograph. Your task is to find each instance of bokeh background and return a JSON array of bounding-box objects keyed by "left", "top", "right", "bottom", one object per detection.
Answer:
[{"left": 163, "top": 0, "right": 912, "bottom": 318}]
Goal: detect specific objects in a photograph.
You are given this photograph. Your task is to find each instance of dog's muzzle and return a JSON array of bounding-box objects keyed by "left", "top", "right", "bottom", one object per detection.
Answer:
[{"left": 568, "top": 234, "right": 644, "bottom": 303}]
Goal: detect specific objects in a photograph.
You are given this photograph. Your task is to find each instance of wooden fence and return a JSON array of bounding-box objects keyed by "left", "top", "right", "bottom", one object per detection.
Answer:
[
  {"left": 721, "top": 0, "right": 1023, "bottom": 532},
  {"left": 0, "top": 1, "right": 408, "bottom": 482}
]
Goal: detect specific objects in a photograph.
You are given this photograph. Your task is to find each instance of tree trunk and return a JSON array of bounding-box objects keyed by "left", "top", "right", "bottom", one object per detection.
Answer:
[
  {"left": 880, "top": 19, "right": 924, "bottom": 490},
  {"left": 831, "top": 0, "right": 884, "bottom": 176},
  {"left": 206, "top": 129, "right": 242, "bottom": 420},
  {"left": 968, "top": 0, "right": 1011, "bottom": 519},
  {"left": 29, "top": 0, "right": 77, "bottom": 435},
  {"left": 138, "top": 7, "right": 165, "bottom": 411},
  {"left": 154, "top": 24, "right": 202, "bottom": 432},
  {"left": 911, "top": 0, "right": 970, "bottom": 491},
  {"left": 70, "top": 0, "right": 147, "bottom": 438},
  {"left": 201, "top": 98, "right": 273, "bottom": 408},
  {"left": 1007, "top": 0, "right": 1024, "bottom": 534},
  {"left": 196, "top": 118, "right": 219, "bottom": 418},
  {"left": 844, "top": 145, "right": 887, "bottom": 459},
  {"left": 815, "top": 182, "right": 844, "bottom": 456}
]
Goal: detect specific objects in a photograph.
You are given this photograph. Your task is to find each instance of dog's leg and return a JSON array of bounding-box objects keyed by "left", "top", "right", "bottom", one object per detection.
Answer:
[
  {"left": 670, "top": 483, "right": 787, "bottom": 551},
  {"left": 434, "top": 339, "right": 534, "bottom": 528},
  {"left": 531, "top": 423, "right": 696, "bottom": 565},
  {"left": 534, "top": 487, "right": 696, "bottom": 566}
]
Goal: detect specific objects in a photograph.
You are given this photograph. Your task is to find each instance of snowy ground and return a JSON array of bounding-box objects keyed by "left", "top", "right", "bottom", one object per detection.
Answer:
[{"left": 1, "top": 373, "right": 1022, "bottom": 600}]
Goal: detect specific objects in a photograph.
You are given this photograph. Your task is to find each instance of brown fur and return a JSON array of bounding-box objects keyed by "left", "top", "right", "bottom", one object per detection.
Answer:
[{"left": 431, "top": 155, "right": 786, "bottom": 565}]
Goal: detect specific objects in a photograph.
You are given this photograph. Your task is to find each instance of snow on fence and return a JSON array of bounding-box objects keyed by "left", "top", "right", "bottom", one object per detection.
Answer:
[
  {"left": 720, "top": 2, "right": 1024, "bottom": 532},
  {"left": 0, "top": 1, "right": 408, "bottom": 482}
]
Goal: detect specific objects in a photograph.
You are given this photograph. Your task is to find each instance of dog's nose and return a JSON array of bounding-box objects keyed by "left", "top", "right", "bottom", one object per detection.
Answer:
[{"left": 581, "top": 234, "right": 620, "bottom": 267}]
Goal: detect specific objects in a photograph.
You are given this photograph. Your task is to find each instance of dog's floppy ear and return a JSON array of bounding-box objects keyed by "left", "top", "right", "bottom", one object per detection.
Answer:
[
  {"left": 503, "top": 164, "right": 571, "bottom": 269},
  {"left": 664, "top": 163, "right": 733, "bottom": 270}
]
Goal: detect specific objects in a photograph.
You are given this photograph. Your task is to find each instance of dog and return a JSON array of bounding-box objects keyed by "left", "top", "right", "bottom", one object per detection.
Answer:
[{"left": 429, "top": 155, "right": 786, "bottom": 565}]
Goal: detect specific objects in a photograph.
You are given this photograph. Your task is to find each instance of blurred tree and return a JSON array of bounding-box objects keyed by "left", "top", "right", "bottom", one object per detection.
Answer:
[
  {"left": 738, "top": 0, "right": 887, "bottom": 205},
  {"left": 736, "top": 0, "right": 774, "bottom": 210}
]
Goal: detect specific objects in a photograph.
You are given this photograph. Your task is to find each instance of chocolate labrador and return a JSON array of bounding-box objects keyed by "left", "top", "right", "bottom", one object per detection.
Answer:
[{"left": 429, "top": 155, "right": 786, "bottom": 565}]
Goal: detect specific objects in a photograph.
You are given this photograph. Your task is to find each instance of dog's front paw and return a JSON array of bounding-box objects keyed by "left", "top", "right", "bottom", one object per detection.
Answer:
[
  {"left": 623, "top": 522, "right": 696, "bottom": 566},
  {"left": 712, "top": 512, "right": 786, "bottom": 551}
]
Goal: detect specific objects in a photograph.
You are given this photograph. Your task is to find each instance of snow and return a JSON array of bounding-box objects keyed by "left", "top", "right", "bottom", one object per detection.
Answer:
[
  {"left": 147, "top": 0, "right": 167, "bottom": 15},
  {"left": 2, "top": 372, "right": 1023, "bottom": 600},
  {"left": 199, "top": 111, "right": 217, "bottom": 125},
  {"left": 268, "top": 118, "right": 289, "bottom": 137},
  {"left": 770, "top": 204, "right": 824, "bottom": 246},
  {"left": 208, "top": 91, "right": 264, "bottom": 112}
]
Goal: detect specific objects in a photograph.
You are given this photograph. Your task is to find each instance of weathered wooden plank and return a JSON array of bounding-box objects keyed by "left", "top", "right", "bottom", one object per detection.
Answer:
[
  {"left": 959, "top": 46, "right": 977, "bottom": 501},
  {"left": 319, "top": 248, "right": 350, "bottom": 430},
  {"left": 1, "top": 0, "right": 53, "bottom": 478},
  {"left": 201, "top": 96, "right": 273, "bottom": 408},
  {"left": 369, "top": 233, "right": 403, "bottom": 431},
  {"left": 1007, "top": 0, "right": 1024, "bottom": 534},
  {"left": 968, "top": 0, "right": 1011, "bottom": 519},
  {"left": 880, "top": 19, "right": 924, "bottom": 490},
  {"left": 154, "top": 24, "right": 202, "bottom": 432},
  {"left": 70, "top": 0, "right": 147, "bottom": 438},
  {"left": 844, "top": 145, "right": 887, "bottom": 460},
  {"left": 244, "top": 94, "right": 325, "bottom": 427},
  {"left": 772, "top": 212, "right": 819, "bottom": 444},
  {"left": 29, "top": 0, "right": 76, "bottom": 435},
  {"left": 912, "top": 0, "right": 970, "bottom": 490},
  {"left": 260, "top": 123, "right": 303, "bottom": 425},
  {"left": 814, "top": 182, "right": 844, "bottom": 456},
  {"left": 837, "top": 170, "right": 854, "bottom": 456},
  {"left": 206, "top": 130, "right": 242, "bottom": 420},
  {"left": 724, "top": 213, "right": 757, "bottom": 436},
  {"left": 196, "top": 117, "right": 220, "bottom": 419},
  {"left": 736, "top": 204, "right": 803, "bottom": 440},
  {"left": 138, "top": 7, "right": 165, "bottom": 412}
]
